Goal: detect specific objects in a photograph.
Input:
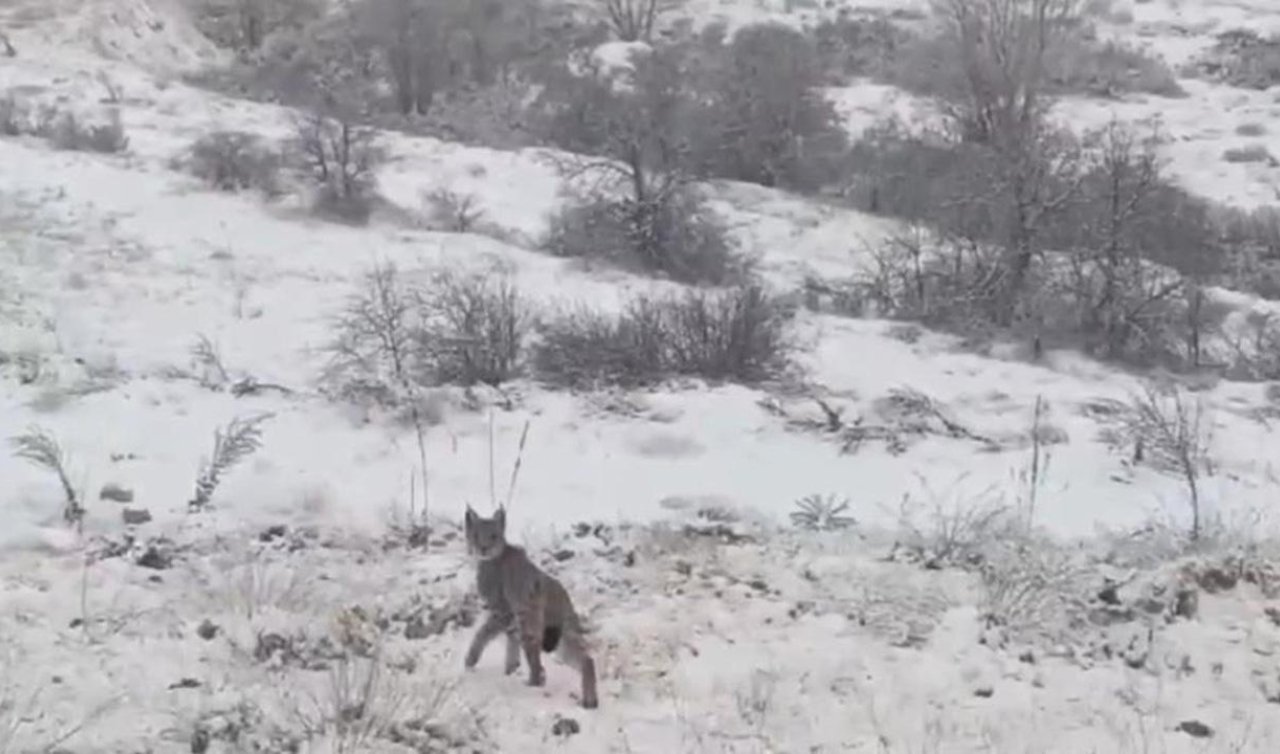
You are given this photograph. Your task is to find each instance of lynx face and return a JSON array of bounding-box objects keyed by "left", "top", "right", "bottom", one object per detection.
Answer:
[{"left": 465, "top": 506, "right": 507, "bottom": 560}]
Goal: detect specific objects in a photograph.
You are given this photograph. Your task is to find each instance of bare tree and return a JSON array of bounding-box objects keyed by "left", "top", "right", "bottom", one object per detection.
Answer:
[
  {"left": 290, "top": 111, "right": 385, "bottom": 222},
  {"left": 355, "top": 0, "right": 447, "bottom": 116},
  {"left": 1126, "top": 383, "right": 1214, "bottom": 542},
  {"left": 188, "top": 0, "right": 321, "bottom": 51},
  {"left": 930, "top": 0, "right": 1086, "bottom": 324}
]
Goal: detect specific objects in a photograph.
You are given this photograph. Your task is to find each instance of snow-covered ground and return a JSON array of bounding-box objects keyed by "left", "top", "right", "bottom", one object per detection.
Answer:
[{"left": 2, "top": 0, "right": 1280, "bottom": 752}]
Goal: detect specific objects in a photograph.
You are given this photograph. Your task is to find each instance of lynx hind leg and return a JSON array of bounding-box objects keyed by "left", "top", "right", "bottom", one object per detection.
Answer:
[{"left": 556, "top": 628, "right": 599, "bottom": 710}]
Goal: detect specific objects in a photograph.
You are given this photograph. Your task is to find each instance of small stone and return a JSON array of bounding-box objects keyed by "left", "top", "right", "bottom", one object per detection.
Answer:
[
  {"left": 404, "top": 615, "right": 432, "bottom": 640},
  {"left": 136, "top": 546, "right": 171, "bottom": 570},
  {"left": 1174, "top": 588, "right": 1199, "bottom": 620},
  {"left": 169, "top": 678, "right": 201, "bottom": 690},
  {"left": 553, "top": 549, "right": 575, "bottom": 562},
  {"left": 748, "top": 578, "right": 769, "bottom": 593},
  {"left": 551, "top": 716, "right": 580, "bottom": 737},
  {"left": 973, "top": 686, "right": 994, "bottom": 698},
  {"left": 1176, "top": 720, "right": 1213, "bottom": 738},
  {"left": 99, "top": 483, "right": 134, "bottom": 503},
  {"left": 121, "top": 507, "right": 152, "bottom": 525},
  {"left": 259, "top": 524, "right": 287, "bottom": 542},
  {"left": 197, "top": 619, "right": 219, "bottom": 640}
]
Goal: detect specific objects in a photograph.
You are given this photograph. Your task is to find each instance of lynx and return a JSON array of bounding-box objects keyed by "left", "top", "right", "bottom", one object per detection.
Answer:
[{"left": 463, "top": 505, "right": 599, "bottom": 709}]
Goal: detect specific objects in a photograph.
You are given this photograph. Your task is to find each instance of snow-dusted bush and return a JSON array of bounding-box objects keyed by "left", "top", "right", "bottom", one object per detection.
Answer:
[
  {"left": 533, "top": 285, "right": 794, "bottom": 388},
  {"left": 33, "top": 108, "right": 128, "bottom": 154},
  {"left": 185, "top": 130, "right": 283, "bottom": 194},
  {"left": 288, "top": 112, "right": 384, "bottom": 224},
  {"left": 1186, "top": 29, "right": 1280, "bottom": 90},
  {"left": 413, "top": 271, "right": 532, "bottom": 387},
  {"left": 544, "top": 188, "right": 744, "bottom": 285}
]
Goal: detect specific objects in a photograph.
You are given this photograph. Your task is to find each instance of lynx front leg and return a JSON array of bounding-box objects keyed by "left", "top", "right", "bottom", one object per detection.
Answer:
[
  {"left": 503, "top": 626, "right": 521, "bottom": 675},
  {"left": 464, "top": 612, "right": 508, "bottom": 670},
  {"left": 514, "top": 602, "right": 546, "bottom": 687}
]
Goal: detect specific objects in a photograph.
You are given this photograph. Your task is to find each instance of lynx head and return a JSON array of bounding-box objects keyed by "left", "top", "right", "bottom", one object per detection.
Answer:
[{"left": 464, "top": 505, "right": 507, "bottom": 560}]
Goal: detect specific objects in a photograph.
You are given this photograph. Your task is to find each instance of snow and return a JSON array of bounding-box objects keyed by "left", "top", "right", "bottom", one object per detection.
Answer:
[{"left": 1, "top": 0, "right": 1279, "bottom": 752}]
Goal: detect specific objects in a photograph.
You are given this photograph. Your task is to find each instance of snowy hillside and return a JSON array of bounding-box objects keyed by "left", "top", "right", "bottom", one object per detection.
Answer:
[{"left": 2, "top": 0, "right": 1280, "bottom": 751}]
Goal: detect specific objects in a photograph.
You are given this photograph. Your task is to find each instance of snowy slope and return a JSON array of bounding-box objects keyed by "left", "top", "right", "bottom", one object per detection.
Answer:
[{"left": 2, "top": 1, "right": 1279, "bottom": 752}]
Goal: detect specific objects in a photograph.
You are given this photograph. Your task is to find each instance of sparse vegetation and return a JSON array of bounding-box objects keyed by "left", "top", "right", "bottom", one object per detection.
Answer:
[
  {"left": 184, "top": 130, "right": 283, "bottom": 194},
  {"left": 533, "top": 285, "right": 794, "bottom": 388},
  {"left": 414, "top": 271, "right": 532, "bottom": 387},
  {"left": 9, "top": 426, "right": 83, "bottom": 525},
  {"left": 188, "top": 414, "right": 274, "bottom": 511},
  {"left": 1222, "top": 144, "right": 1275, "bottom": 164},
  {"left": 1122, "top": 383, "right": 1215, "bottom": 542},
  {"left": 424, "top": 188, "right": 484, "bottom": 232},
  {"left": 790, "top": 493, "right": 857, "bottom": 531},
  {"left": 289, "top": 111, "right": 384, "bottom": 223},
  {"left": 1186, "top": 29, "right": 1280, "bottom": 90}
]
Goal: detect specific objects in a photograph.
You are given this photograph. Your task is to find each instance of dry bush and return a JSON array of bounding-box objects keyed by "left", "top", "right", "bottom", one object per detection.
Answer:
[
  {"left": 601, "top": 0, "right": 671, "bottom": 42},
  {"left": 188, "top": 414, "right": 273, "bottom": 511},
  {"left": 186, "top": 0, "right": 322, "bottom": 52},
  {"left": 812, "top": 12, "right": 913, "bottom": 83},
  {"left": 323, "top": 265, "right": 532, "bottom": 400},
  {"left": 1222, "top": 145, "right": 1275, "bottom": 164},
  {"left": 185, "top": 130, "right": 283, "bottom": 194},
  {"left": 0, "top": 92, "right": 26, "bottom": 136},
  {"left": 978, "top": 535, "right": 1089, "bottom": 644},
  {"left": 423, "top": 188, "right": 484, "bottom": 232},
  {"left": 413, "top": 271, "right": 532, "bottom": 387},
  {"left": 690, "top": 22, "right": 851, "bottom": 191},
  {"left": 892, "top": 481, "right": 1017, "bottom": 570},
  {"left": 288, "top": 112, "right": 384, "bottom": 224},
  {"left": 544, "top": 188, "right": 745, "bottom": 285},
  {"left": 1121, "top": 383, "right": 1215, "bottom": 542},
  {"left": 1044, "top": 37, "right": 1184, "bottom": 98},
  {"left": 9, "top": 426, "right": 83, "bottom": 525},
  {"left": 1186, "top": 29, "right": 1280, "bottom": 90},
  {"left": 33, "top": 108, "right": 128, "bottom": 153},
  {"left": 532, "top": 285, "right": 794, "bottom": 388}
]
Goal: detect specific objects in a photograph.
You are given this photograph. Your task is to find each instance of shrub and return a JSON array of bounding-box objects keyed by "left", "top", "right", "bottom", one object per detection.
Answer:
[
  {"left": 1222, "top": 145, "right": 1275, "bottom": 164},
  {"left": 532, "top": 285, "right": 794, "bottom": 388},
  {"left": 34, "top": 108, "right": 128, "bottom": 153},
  {"left": 1045, "top": 38, "right": 1185, "bottom": 98},
  {"left": 414, "top": 271, "right": 532, "bottom": 386},
  {"left": 288, "top": 112, "right": 384, "bottom": 224},
  {"left": 691, "top": 23, "right": 850, "bottom": 190},
  {"left": 811, "top": 12, "right": 912, "bottom": 83},
  {"left": 185, "top": 130, "right": 283, "bottom": 193},
  {"left": 1186, "top": 30, "right": 1280, "bottom": 90},
  {"left": 543, "top": 187, "right": 746, "bottom": 285},
  {"left": 423, "top": 188, "right": 484, "bottom": 232},
  {"left": 0, "top": 92, "right": 26, "bottom": 136}
]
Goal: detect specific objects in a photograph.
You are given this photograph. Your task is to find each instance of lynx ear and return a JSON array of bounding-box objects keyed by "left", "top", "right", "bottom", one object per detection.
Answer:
[
  {"left": 464, "top": 505, "right": 478, "bottom": 530},
  {"left": 493, "top": 506, "right": 506, "bottom": 529}
]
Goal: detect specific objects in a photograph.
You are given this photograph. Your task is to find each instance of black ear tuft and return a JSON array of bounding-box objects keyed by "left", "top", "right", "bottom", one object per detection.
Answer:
[
  {"left": 465, "top": 505, "right": 477, "bottom": 530},
  {"left": 494, "top": 506, "right": 506, "bottom": 529}
]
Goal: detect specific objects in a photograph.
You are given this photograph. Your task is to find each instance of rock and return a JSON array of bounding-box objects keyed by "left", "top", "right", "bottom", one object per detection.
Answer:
[
  {"left": 1097, "top": 582, "right": 1121, "bottom": 605},
  {"left": 551, "top": 716, "right": 580, "bottom": 737},
  {"left": 197, "top": 619, "right": 219, "bottom": 640},
  {"left": 553, "top": 549, "right": 575, "bottom": 562},
  {"left": 136, "top": 545, "right": 172, "bottom": 570},
  {"left": 1265, "top": 606, "right": 1280, "bottom": 628},
  {"left": 1176, "top": 720, "right": 1213, "bottom": 738},
  {"left": 259, "top": 524, "right": 287, "bottom": 542},
  {"left": 121, "top": 507, "right": 152, "bottom": 525},
  {"left": 1174, "top": 588, "right": 1199, "bottom": 620},
  {"left": 1197, "top": 567, "right": 1238, "bottom": 594},
  {"left": 99, "top": 483, "right": 134, "bottom": 503},
  {"left": 404, "top": 615, "right": 432, "bottom": 640},
  {"left": 973, "top": 686, "right": 994, "bottom": 698},
  {"left": 169, "top": 678, "right": 201, "bottom": 690}
]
